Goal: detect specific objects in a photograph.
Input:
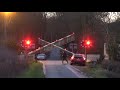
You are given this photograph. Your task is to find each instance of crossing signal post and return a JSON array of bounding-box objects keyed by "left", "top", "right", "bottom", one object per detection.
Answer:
[
  {"left": 81, "top": 40, "right": 92, "bottom": 61},
  {"left": 24, "top": 40, "right": 31, "bottom": 61},
  {"left": 21, "top": 39, "right": 32, "bottom": 60}
]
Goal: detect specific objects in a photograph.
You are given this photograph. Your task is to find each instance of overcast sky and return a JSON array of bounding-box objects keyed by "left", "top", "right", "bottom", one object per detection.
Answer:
[
  {"left": 105, "top": 12, "right": 120, "bottom": 23},
  {"left": 45, "top": 12, "right": 120, "bottom": 23}
]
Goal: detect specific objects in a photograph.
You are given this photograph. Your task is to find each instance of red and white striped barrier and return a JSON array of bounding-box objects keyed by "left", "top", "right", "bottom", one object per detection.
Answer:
[{"left": 28, "top": 33, "right": 75, "bottom": 55}]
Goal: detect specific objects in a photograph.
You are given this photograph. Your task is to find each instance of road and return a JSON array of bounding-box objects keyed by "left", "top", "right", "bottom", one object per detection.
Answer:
[
  {"left": 48, "top": 48, "right": 61, "bottom": 60},
  {"left": 42, "top": 60, "right": 88, "bottom": 78},
  {"left": 39, "top": 47, "right": 87, "bottom": 78}
]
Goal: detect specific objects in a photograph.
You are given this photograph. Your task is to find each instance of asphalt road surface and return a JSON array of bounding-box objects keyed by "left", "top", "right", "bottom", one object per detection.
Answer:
[
  {"left": 41, "top": 47, "right": 87, "bottom": 78},
  {"left": 48, "top": 48, "right": 61, "bottom": 60},
  {"left": 42, "top": 60, "right": 88, "bottom": 78}
]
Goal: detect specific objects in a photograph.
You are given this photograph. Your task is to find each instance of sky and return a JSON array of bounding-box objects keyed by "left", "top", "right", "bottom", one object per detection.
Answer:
[
  {"left": 45, "top": 12, "right": 57, "bottom": 18},
  {"left": 105, "top": 12, "right": 120, "bottom": 23},
  {"left": 45, "top": 12, "right": 120, "bottom": 23}
]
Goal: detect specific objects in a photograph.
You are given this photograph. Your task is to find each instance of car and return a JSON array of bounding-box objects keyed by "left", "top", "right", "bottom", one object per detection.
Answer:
[
  {"left": 35, "top": 53, "right": 46, "bottom": 60},
  {"left": 70, "top": 54, "right": 86, "bottom": 66}
]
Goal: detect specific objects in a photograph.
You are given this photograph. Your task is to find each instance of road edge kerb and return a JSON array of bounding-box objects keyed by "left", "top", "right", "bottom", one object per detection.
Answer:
[
  {"left": 39, "top": 61, "right": 46, "bottom": 77},
  {"left": 69, "top": 65, "right": 93, "bottom": 78}
]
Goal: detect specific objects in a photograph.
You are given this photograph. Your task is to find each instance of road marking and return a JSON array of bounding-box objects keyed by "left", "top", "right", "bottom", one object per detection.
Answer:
[
  {"left": 43, "top": 63, "right": 46, "bottom": 75},
  {"left": 38, "top": 61, "right": 46, "bottom": 76},
  {"left": 65, "top": 65, "right": 81, "bottom": 78},
  {"left": 65, "top": 65, "right": 88, "bottom": 78},
  {"left": 70, "top": 65, "right": 93, "bottom": 78}
]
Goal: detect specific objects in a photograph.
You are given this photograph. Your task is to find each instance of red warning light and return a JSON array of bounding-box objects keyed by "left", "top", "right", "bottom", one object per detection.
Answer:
[
  {"left": 26, "top": 40, "right": 31, "bottom": 45},
  {"left": 85, "top": 40, "right": 92, "bottom": 47},
  {"left": 86, "top": 40, "right": 91, "bottom": 45},
  {"left": 81, "top": 40, "right": 92, "bottom": 48}
]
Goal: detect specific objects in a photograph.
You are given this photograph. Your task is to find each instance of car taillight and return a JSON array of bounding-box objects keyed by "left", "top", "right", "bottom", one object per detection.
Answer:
[
  {"left": 83, "top": 57, "right": 86, "bottom": 60},
  {"left": 71, "top": 56, "right": 74, "bottom": 60}
]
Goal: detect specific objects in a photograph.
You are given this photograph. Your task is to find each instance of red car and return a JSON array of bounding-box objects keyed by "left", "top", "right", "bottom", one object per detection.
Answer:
[{"left": 70, "top": 54, "right": 86, "bottom": 66}]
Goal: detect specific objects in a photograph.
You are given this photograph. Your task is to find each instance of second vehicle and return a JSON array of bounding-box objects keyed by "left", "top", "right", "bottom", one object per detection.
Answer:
[{"left": 35, "top": 53, "right": 47, "bottom": 60}]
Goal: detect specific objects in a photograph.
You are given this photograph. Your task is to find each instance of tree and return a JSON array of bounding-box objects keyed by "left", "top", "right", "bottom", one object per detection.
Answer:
[
  {"left": 106, "top": 33, "right": 118, "bottom": 60},
  {"left": 102, "top": 12, "right": 120, "bottom": 60},
  {"left": 57, "top": 12, "right": 108, "bottom": 54}
]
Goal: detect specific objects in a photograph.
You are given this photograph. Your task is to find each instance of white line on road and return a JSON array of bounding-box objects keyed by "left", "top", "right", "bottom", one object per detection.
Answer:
[
  {"left": 65, "top": 65, "right": 88, "bottom": 78},
  {"left": 38, "top": 61, "right": 46, "bottom": 76},
  {"left": 70, "top": 65, "right": 93, "bottom": 78}
]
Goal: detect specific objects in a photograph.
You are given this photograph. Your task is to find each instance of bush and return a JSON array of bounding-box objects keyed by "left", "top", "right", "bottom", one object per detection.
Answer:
[
  {"left": 87, "top": 61, "right": 97, "bottom": 68},
  {"left": 6, "top": 40, "right": 19, "bottom": 51},
  {"left": 105, "top": 70, "right": 120, "bottom": 78},
  {"left": 97, "top": 55, "right": 105, "bottom": 64},
  {"left": 0, "top": 47, "right": 33, "bottom": 78},
  {"left": 18, "top": 62, "right": 45, "bottom": 78},
  {"left": 102, "top": 60, "right": 120, "bottom": 73},
  {"left": 5, "top": 40, "right": 23, "bottom": 54}
]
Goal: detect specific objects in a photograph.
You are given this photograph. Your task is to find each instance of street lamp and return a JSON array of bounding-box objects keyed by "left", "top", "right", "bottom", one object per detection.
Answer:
[{"left": 4, "top": 12, "right": 12, "bottom": 16}]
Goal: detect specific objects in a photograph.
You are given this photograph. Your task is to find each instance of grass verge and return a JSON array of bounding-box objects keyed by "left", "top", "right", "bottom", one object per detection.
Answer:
[
  {"left": 84, "top": 65, "right": 107, "bottom": 78},
  {"left": 73, "top": 64, "right": 108, "bottom": 78},
  {"left": 18, "top": 61, "right": 45, "bottom": 78},
  {"left": 74, "top": 62, "right": 120, "bottom": 78}
]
